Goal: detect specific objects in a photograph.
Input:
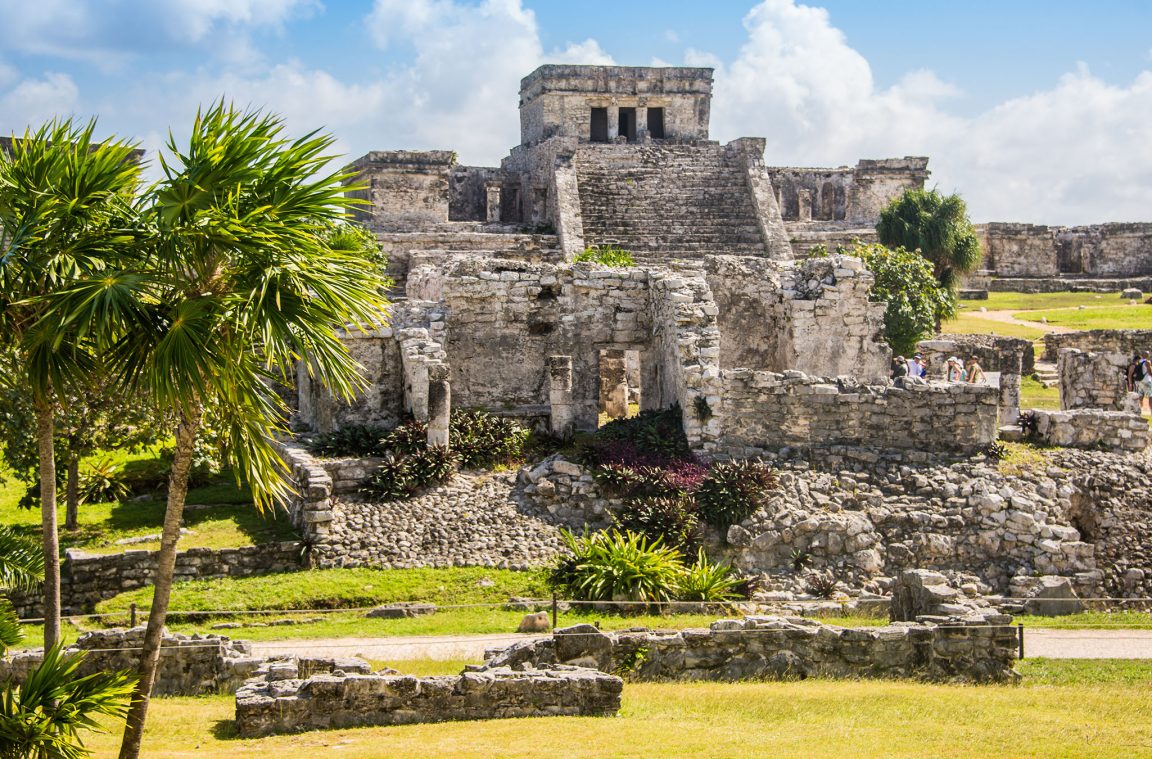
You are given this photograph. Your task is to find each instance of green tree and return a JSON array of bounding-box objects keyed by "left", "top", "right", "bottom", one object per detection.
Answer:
[
  {"left": 0, "top": 526, "right": 135, "bottom": 759},
  {"left": 876, "top": 188, "right": 983, "bottom": 294},
  {"left": 0, "top": 120, "right": 143, "bottom": 650},
  {"left": 42, "top": 104, "right": 389, "bottom": 758},
  {"left": 810, "top": 242, "right": 951, "bottom": 356}
]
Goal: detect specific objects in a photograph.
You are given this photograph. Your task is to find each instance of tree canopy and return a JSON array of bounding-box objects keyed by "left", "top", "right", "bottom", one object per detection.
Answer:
[{"left": 876, "top": 188, "right": 983, "bottom": 294}]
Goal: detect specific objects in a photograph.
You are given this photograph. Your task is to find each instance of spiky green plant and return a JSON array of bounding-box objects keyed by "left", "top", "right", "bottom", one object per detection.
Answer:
[
  {"left": 548, "top": 529, "right": 685, "bottom": 604},
  {"left": 0, "top": 644, "right": 136, "bottom": 759},
  {"left": 677, "top": 548, "right": 741, "bottom": 602}
]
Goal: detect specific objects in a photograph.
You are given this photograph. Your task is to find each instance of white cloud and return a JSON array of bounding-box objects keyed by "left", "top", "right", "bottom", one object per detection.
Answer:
[
  {"left": 0, "top": 72, "right": 80, "bottom": 129},
  {"left": 705, "top": 0, "right": 1152, "bottom": 225},
  {"left": 0, "top": 0, "right": 316, "bottom": 68}
]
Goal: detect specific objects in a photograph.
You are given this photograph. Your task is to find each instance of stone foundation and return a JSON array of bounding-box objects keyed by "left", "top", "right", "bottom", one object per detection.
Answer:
[
  {"left": 1044, "top": 329, "right": 1152, "bottom": 363},
  {"left": 482, "top": 617, "right": 1019, "bottom": 684},
  {"left": 0, "top": 628, "right": 262, "bottom": 697},
  {"left": 1057, "top": 349, "right": 1136, "bottom": 411},
  {"left": 1030, "top": 409, "right": 1150, "bottom": 453},
  {"left": 235, "top": 663, "right": 622, "bottom": 738}
]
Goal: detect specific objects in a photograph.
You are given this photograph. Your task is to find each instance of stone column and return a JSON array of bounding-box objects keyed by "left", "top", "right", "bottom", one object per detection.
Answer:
[
  {"left": 636, "top": 106, "right": 648, "bottom": 140},
  {"left": 798, "top": 189, "right": 813, "bottom": 222},
  {"left": 607, "top": 106, "right": 620, "bottom": 140},
  {"left": 999, "top": 373, "right": 1021, "bottom": 427},
  {"left": 600, "top": 350, "right": 629, "bottom": 419},
  {"left": 426, "top": 364, "right": 451, "bottom": 448},
  {"left": 548, "top": 356, "right": 575, "bottom": 438},
  {"left": 485, "top": 181, "right": 502, "bottom": 223}
]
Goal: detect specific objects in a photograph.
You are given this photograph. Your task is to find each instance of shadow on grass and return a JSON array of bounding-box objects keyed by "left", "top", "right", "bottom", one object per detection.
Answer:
[{"left": 210, "top": 719, "right": 241, "bottom": 741}]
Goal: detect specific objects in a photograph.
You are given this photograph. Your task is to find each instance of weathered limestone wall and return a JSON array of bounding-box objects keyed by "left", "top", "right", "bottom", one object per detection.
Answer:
[
  {"left": 715, "top": 373, "right": 998, "bottom": 458},
  {"left": 768, "top": 158, "right": 929, "bottom": 224},
  {"left": 448, "top": 165, "right": 505, "bottom": 222},
  {"left": 0, "top": 628, "right": 262, "bottom": 697},
  {"left": 1057, "top": 349, "right": 1134, "bottom": 411},
  {"left": 8, "top": 542, "right": 302, "bottom": 619},
  {"left": 990, "top": 276, "right": 1152, "bottom": 294},
  {"left": 236, "top": 663, "right": 622, "bottom": 738},
  {"left": 377, "top": 230, "right": 562, "bottom": 290},
  {"left": 704, "top": 255, "right": 889, "bottom": 381},
  {"left": 347, "top": 151, "right": 453, "bottom": 231},
  {"left": 483, "top": 617, "right": 1018, "bottom": 683},
  {"left": 518, "top": 65, "right": 713, "bottom": 146},
  {"left": 1031, "top": 409, "right": 1150, "bottom": 453},
  {"left": 979, "top": 222, "right": 1152, "bottom": 278},
  {"left": 1043, "top": 329, "right": 1152, "bottom": 362},
  {"left": 920, "top": 334, "right": 1034, "bottom": 376}
]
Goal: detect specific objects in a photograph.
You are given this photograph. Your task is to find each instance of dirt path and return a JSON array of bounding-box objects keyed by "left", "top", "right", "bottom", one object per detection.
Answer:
[
  {"left": 251, "top": 629, "right": 1152, "bottom": 662},
  {"left": 962, "top": 309, "right": 1078, "bottom": 334}
]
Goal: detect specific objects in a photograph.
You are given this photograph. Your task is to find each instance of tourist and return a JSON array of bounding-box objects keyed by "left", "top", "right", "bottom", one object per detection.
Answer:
[
  {"left": 945, "top": 356, "right": 965, "bottom": 382},
  {"left": 906, "top": 353, "right": 926, "bottom": 378},
  {"left": 1140, "top": 351, "right": 1152, "bottom": 413},
  {"left": 1128, "top": 351, "right": 1145, "bottom": 393},
  {"left": 891, "top": 356, "right": 908, "bottom": 379},
  {"left": 965, "top": 356, "right": 986, "bottom": 384}
]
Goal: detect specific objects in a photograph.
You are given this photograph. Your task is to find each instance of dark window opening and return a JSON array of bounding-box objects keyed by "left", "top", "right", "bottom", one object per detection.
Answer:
[
  {"left": 647, "top": 107, "right": 665, "bottom": 139},
  {"left": 619, "top": 107, "right": 637, "bottom": 142},
  {"left": 590, "top": 108, "right": 609, "bottom": 143}
]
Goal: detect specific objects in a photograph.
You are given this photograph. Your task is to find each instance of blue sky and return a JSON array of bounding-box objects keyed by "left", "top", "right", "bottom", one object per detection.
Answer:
[{"left": 0, "top": 0, "right": 1149, "bottom": 225}]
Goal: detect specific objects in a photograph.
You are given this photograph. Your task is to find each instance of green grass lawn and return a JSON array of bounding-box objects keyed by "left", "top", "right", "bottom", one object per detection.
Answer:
[
  {"left": 0, "top": 450, "right": 298, "bottom": 555},
  {"left": 940, "top": 312, "right": 1050, "bottom": 340},
  {"left": 962, "top": 291, "right": 1126, "bottom": 311},
  {"left": 1020, "top": 375, "right": 1061, "bottom": 410},
  {"left": 1019, "top": 303, "right": 1152, "bottom": 330},
  {"left": 80, "top": 659, "right": 1152, "bottom": 758}
]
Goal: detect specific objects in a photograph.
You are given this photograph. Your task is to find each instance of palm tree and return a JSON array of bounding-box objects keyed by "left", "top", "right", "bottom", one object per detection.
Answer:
[
  {"left": 44, "top": 103, "right": 389, "bottom": 759},
  {"left": 0, "top": 121, "right": 143, "bottom": 649},
  {"left": 0, "top": 525, "right": 134, "bottom": 759},
  {"left": 876, "top": 188, "right": 983, "bottom": 295}
]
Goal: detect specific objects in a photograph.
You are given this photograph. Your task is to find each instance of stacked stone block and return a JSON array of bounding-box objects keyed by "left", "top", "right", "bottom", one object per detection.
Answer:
[
  {"left": 1031, "top": 409, "right": 1150, "bottom": 453},
  {"left": 1057, "top": 349, "right": 1135, "bottom": 411}
]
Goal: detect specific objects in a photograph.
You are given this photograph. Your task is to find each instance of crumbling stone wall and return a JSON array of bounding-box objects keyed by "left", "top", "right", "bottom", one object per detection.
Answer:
[
  {"left": 919, "top": 334, "right": 1034, "bottom": 377},
  {"left": 979, "top": 222, "right": 1152, "bottom": 278},
  {"left": 1031, "top": 409, "right": 1150, "bottom": 453},
  {"left": 482, "top": 617, "right": 1018, "bottom": 684},
  {"left": 8, "top": 542, "right": 302, "bottom": 619},
  {"left": 1043, "top": 329, "right": 1152, "bottom": 362},
  {"left": 714, "top": 372, "right": 998, "bottom": 458},
  {"left": 768, "top": 158, "right": 929, "bottom": 224},
  {"left": 1057, "top": 349, "right": 1134, "bottom": 411},
  {"left": 0, "top": 628, "right": 262, "bottom": 697},
  {"left": 347, "top": 151, "right": 453, "bottom": 231},
  {"left": 235, "top": 663, "right": 622, "bottom": 738}
]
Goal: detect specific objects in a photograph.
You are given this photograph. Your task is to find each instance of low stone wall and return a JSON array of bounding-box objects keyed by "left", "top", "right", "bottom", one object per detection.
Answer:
[
  {"left": 919, "top": 334, "right": 1034, "bottom": 376},
  {"left": 716, "top": 372, "right": 998, "bottom": 457},
  {"left": 482, "top": 617, "right": 1019, "bottom": 684},
  {"left": 235, "top": 663, "right": 622, "bottom": 738},
  {"left": 9, "top": 542, "right": 303, "bottom": 618},
  {"left": 0, "top": 627, "right": 262, "bottom": 697},
  {"left": 1031, "top": 409, "right": 1150, "bottom": 453},
  {"left": 272, "top": 439, "right": 336, "bottom": 543},
  {"left": 1057, "top": 349, "right": 1135, "bottom": 411},
  {"left": 1043, "top": 329, "right": 1152, "bottom": 363},
  {"left": 990, "top": 277, "right": 1152, "bottom": 295}
]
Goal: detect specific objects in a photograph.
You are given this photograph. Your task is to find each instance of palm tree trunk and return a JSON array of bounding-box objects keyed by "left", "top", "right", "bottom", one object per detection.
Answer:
[
  {"left": 118, "top": 407, "right": 202, "bottom": 759},
  {"left": 65, "top": 456, "right": 80, "bottom": 531},
  {"left": 34, "top": 398, "right": 61, "bottom": 650}
]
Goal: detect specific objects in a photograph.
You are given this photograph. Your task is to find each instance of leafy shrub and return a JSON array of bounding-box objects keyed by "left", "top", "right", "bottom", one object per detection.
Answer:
[
  {"left": 593, "top": 406, "right": 691, "bottom": 462},
  {"left": 678, "top": 548, "right": 740, "bottom": 602},
  {"left": 694, "top": 459, "right": 778, "bottom": 529},
  {"left": 77, "top": 458, "right": 130, "bottom": 505},
  {"left": 612, "top": 496, "right": 701, "bottom": 552},
  {"left": 1018, "top": 411, "right": 1039, "bottom": 440},
  {"left": 381, "top": 419, "right": 427, "bottom": 456},
  {"left": 574, "top": 245, "right": 635, "bottom": 267},
  {"left": 548, "top": 530, "right": 685, "bottom": 603},
  {"left": 308, "top": 424, "right": 389, "bottom": 458},
  {"left": 362, "top": 446, "right": 460, "bottom": 501},
  {"left": 450, "top": 411, "right": 529, "bottom": 469},
  {"left": 985, "top": 441, "right": 1008, "bottom": 461}
]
